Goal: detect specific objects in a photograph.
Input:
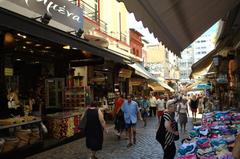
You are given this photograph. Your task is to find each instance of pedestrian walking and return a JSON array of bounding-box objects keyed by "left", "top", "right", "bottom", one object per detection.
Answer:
[
  {"left": 149, "top": 94, "right": 157, "bottom": 117},
  {"left": 140, "top": 96, "right": 150, "bottom": 127},
  {"left": 121, "top": 95, "right": 142, "bottom": 147},
  {"left": 156, "top": 95, "right": 165, "bottom": 123},
  {"left": 84, "top": 102, "right": 107, "bottom": 159},
  {"left": 189, "top": 95, "right": 198, "bottom": 121},
  {"left": 113, "top": 93, "right": 125, "bottom": 139},
  {"left": 156, "top": 99, "right": 179, "bottom": 159},
  {"left": 177, "top": 97, "right": 189, "bottom": 132}
]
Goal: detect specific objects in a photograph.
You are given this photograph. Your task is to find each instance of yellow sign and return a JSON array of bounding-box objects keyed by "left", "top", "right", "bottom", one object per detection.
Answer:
[{"left": 4, "top": 68, "right": 13, "bottom": 76}]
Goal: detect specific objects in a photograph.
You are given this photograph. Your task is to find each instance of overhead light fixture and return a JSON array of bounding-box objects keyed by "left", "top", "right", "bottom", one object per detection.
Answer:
[
  {"left": 35, "top": 44, "right": 41, "bottom": 47},
  {"left": 17, "top": 33, "right": 27, "bottom": 39},
  {"left": 33, "top": 13, "right": 52, "bottom": 25},
  {"left": 76, "top": 29, "right": 84, "bottom": 37},
  {"left": 4, "top": 32, "right": 14, "bottom": 44},
  {"left": 45, "top": 46, "right": 51, "bottom": 49},
  {"left": 25, "top": 41, "right": 32, "bottom": 44},
  {"left": 63, "top": 45, "right": 71, "bottom": 49},
  {"left": 68, "top": 28, "right": 84, "bottom": 37},
  {"left": 23, "top": 46, "right": 26, "bottom": 49},
  {"left": 16, "top": 58, "right": 22, "bottom": 61}
]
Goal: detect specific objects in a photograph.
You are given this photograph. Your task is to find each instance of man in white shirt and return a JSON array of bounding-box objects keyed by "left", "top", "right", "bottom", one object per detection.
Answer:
[{"left": 149, "top": 94, "right": 157, "bottom": 117}]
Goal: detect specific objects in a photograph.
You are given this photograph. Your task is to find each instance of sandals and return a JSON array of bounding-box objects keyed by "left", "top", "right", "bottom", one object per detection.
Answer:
[
  {"left": 127, "top": 143, "right": 133, "bottom": 148},
  {"left": 133, "top": 138, "right": 136, "bottom": 144}
]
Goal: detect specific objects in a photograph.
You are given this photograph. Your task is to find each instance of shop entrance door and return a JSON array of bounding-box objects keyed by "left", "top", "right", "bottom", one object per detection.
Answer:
[{"left": 45, "top": 78, "right": 65, "bottom": 109}]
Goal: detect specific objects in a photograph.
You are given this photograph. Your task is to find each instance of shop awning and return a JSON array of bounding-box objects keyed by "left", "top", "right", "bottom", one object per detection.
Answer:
[
  {"left": 190, "top": 45, "right": 232, "bottom": 79},
  {"left": 118, "top": 0, "right": 239, "bottom": 55},
  {"left": 149, "top": 80, "right": 175, "bottom": 92},
  {"left": 128, "top": 63, "right": 154, "bottom": 80},
  {"left": 148, "top": 83, "right": 165, "bottom": 92},
  {"left": 0, "top": 7, "right": 133, "bottom": 64}
]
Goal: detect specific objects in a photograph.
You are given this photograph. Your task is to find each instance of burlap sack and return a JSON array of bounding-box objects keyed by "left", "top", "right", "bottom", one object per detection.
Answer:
[{"left": 233, "top": 134, "right": 240, "bottom": 159}]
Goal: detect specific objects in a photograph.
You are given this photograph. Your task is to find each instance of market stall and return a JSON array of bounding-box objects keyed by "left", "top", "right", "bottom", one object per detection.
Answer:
[
  {"left": 0, "top": 116, "right": 42, "bottom": 156},
  {"left": 177, "top": 111, "right": 240, "bottom": 159}
]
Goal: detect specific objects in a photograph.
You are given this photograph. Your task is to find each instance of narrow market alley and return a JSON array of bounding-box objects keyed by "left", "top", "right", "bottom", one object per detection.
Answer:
[{"left": 26, "top": 116, "right": 200, "bottom": 159}]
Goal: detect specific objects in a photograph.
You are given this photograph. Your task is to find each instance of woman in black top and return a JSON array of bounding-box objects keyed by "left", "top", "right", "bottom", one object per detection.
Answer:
[
  {"left": 83, "top": 102, "right": 107, "bottom": 159},
  {"left": 156, "top": 99, "right": 178, "bottom": 159},
  {"left": 189, "top": 95, "right": 198, "bottom": 121}
]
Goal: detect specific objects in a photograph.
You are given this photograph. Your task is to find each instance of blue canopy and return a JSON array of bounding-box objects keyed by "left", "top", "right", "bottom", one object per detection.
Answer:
[{"left": 192, "top": 83, "right": 212, "bottom": 90}]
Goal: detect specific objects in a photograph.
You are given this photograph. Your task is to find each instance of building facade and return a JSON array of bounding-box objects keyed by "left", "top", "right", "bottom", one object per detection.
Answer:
[
  {"left": 179, "top": 45, "right": 194, "bottom": 83},
  {"left": 179, "top": 29, "right": 216, "bottom": 83}
]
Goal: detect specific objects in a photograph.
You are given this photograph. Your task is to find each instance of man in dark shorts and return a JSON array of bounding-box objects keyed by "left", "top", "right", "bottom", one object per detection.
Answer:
[{"left": 121, "top": 95, "right": 142, "bottom": 147}]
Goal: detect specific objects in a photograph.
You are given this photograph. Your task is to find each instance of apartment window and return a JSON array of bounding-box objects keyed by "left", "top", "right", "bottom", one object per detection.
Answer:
[
  {"left": 201, "top": 40, "right": 206, "bottom": 42},
  {"left": 202, "top": 51, "right": 206, "bottom": 54}
]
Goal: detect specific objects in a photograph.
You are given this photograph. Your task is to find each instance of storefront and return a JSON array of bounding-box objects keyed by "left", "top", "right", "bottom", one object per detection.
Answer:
[{"left": 0, "top": 1, "right": 132, "bottom": 158}]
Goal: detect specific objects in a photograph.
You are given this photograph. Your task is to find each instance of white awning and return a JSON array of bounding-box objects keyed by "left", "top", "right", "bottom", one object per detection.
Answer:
[
  {"left": 157, "top": 80, "right": 175, "bottom": 92},
  {"left": 119, "top": 0, "right": 239, "bottom": 55},
  {"left": 128, "top": 63, "right": 154, "bottom": 79}
]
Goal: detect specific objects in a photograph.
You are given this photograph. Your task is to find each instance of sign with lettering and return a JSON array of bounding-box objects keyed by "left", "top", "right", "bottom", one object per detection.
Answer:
[
  {"left": 4, "top": 68, "right": 13, "bottom": 76},
  {"left": 8, "top": 0, "right": 83, "bottom": 30}
]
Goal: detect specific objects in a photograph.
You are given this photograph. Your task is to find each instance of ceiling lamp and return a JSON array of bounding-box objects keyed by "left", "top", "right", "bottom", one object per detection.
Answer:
[{"left": 63, "top": 45, "right": 71, "bottom": 49}]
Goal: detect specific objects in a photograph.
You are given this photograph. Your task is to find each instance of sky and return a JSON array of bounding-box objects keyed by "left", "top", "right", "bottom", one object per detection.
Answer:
[{"left": 127, "top": 13, "right": 219, "bottom": 45}]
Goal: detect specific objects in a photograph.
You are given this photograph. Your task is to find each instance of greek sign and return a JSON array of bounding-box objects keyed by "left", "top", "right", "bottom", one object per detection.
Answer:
[{"left": 9, "top": 0, "right": 83, "bottom": 30}]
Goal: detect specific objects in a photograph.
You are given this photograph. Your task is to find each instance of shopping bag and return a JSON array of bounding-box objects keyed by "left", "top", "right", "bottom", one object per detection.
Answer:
[{"left": 40, "top": 122, "right": 48, "bottom": 134}]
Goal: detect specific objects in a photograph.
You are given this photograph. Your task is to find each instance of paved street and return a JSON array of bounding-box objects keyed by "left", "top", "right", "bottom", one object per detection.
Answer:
[{"left": 26, "top": 115, "right": 200, "bottom": 159}]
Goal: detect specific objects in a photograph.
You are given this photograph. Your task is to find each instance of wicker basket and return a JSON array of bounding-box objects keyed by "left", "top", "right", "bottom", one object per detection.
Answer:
[
  {"left": 2, "top": 137, "right": 19, "bottom": 152},
  {"left": 29, "top": 128, "right": 40, "bottom": 144},
  {"left": 15, "top": 129, "right": 31, "bottom": 148}
]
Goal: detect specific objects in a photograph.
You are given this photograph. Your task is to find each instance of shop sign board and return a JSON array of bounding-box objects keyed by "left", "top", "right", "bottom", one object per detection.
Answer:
[
  {"left": 119, "top": 68, "right": 132, "bottom": 78},
  {"left": 8, "top": 0, "right": 83, "bottom": 30},
  {"left": 4, "top": 67, "right": 13, "bottom": 76}
]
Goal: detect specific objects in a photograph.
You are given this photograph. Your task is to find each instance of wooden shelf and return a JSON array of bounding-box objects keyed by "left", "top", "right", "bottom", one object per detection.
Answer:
[{"left": 0, "top": 119, "right": 42, "bottom": 130}]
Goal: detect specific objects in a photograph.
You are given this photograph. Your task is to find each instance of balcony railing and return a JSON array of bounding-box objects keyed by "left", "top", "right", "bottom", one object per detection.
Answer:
[
  {"left": 71, "top": 0, "right": 127, "bottom": 44},
  {"left": 79, "top": 0, "right": 108, "bottom": 33}
]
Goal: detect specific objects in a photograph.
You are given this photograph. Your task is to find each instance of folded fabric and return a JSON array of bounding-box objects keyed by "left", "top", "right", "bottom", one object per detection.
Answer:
[
  {"left": 189, "top": 130, "right": 199, "bottom": 138},
  {"left": 223, "top": 135, "right": 236, "bottom": 144},
  {"left": 216, "top": 149, "right": 233, "bottom": 159},
  {"left": 199, "top": 153, "right": 217, "bottom": 159},
  {"left": 199, "top": 128, "right": 209, "bottom": 136},
  {"left": 197, "top": 147, "right": 214, "bottom": 156},
  {"left": 176, "top": 154, "right": 197, "bottom": 159},
  {"left": 211, "top": 139, "right": 227, "bottom": 147},
  {"left": 178, "top": 143, "right": 197, "bottom": 156},
  {"left": 197, "top": 138, "right": 210, "bottom": 149}
]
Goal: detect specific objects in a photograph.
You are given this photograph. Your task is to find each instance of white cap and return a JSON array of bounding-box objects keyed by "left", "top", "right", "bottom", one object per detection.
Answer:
[{"left": 166, "top": 99, "right": 176, "bottom": 108}]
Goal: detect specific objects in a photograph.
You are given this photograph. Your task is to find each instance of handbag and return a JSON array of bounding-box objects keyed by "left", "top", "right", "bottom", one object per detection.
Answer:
[{"left": 173, "top": 121, "right": 179, "bottom": 141}]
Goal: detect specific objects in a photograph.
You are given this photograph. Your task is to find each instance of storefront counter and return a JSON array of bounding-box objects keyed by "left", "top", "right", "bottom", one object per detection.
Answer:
[{"left": 45, "top": 111, "right": 83, "bottom": 139}]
